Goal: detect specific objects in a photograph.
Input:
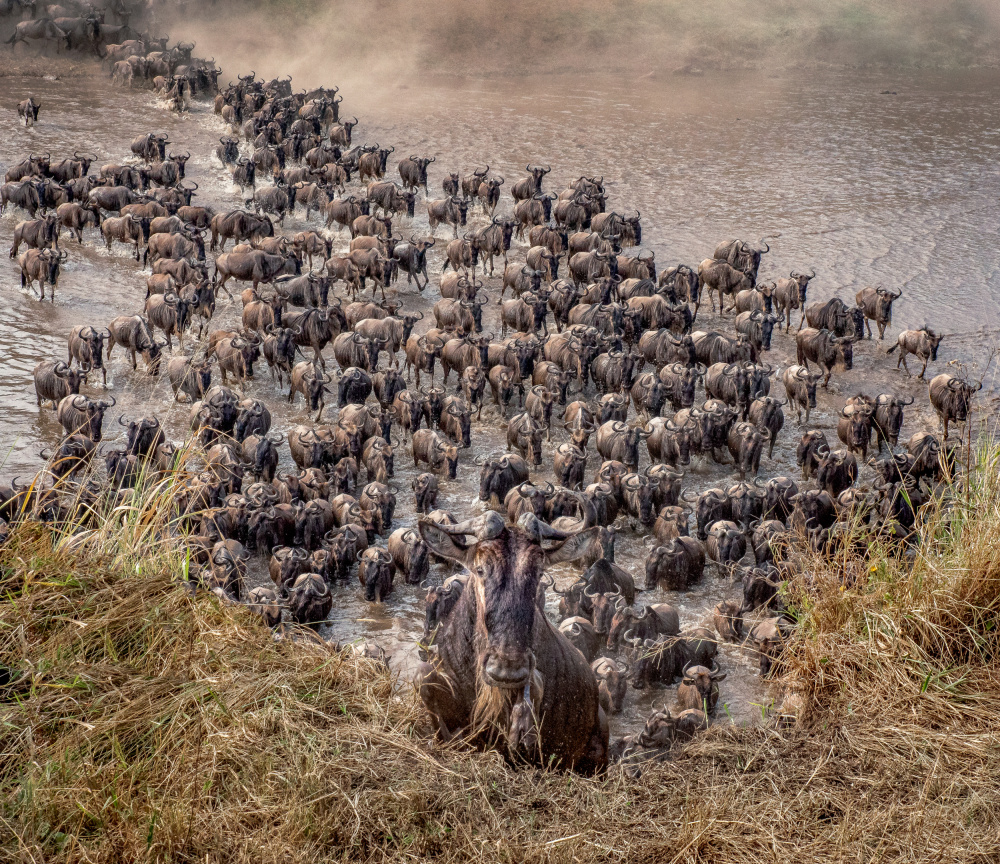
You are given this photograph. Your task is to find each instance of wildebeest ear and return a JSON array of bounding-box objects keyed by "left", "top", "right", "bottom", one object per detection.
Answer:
[
  {"left": 543, "top": 526, "right": 600, "bottom": 565},
  {"left": 418, "top": 520, "right": 476, "bottom": 567}
]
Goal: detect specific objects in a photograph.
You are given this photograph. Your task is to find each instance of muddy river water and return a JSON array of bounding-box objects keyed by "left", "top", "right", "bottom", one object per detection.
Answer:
[{"left": 2, "top": 66, "right": 999, "bottom": 736}]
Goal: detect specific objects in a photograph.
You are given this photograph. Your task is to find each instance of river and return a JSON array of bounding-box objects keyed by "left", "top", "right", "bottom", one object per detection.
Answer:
[{"left": 2, "top": 65, "right": 998, "bottom": 736}]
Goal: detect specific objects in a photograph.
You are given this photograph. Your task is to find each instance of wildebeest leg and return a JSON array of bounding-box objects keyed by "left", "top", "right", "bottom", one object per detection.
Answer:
[{"left": 919, "top": 357, "right": 928, "bottom": 379}]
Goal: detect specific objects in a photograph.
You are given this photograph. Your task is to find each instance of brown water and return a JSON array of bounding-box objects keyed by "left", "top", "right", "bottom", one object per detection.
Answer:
[{"left": 2, "top": 67, "right": 999, "bottom": 737}]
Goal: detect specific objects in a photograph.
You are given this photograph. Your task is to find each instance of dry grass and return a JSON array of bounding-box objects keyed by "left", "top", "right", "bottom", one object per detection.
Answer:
[{"left": 2, "top": 445, "right": 1000, "bottom": 862}]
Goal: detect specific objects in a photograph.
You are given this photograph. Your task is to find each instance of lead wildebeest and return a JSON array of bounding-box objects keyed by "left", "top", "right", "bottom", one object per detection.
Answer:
[
  {"left": 17, "top": 97, "right": 40, "bottom": 127},
  {"left": 417, "top": 511, "right": 608, "bottom": 773},
  {"left": 928, "top": 373, "right": 980, "bottom": 439}
]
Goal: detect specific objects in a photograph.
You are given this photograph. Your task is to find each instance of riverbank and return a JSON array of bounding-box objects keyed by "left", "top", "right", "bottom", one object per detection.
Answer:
[{"left": 3, "top": 444, "right": 998, "bottom": 862}]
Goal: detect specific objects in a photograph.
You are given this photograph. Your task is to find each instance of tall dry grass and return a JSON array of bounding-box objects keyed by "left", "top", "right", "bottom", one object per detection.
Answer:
[{"left": 2, "top": 443, "right": 999, "bottom": 862}]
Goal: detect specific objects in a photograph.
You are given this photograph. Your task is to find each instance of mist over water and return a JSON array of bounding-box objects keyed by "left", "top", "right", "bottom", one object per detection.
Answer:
[{"left": 160, "top": 0, "right": 1000, "bottom": 86}]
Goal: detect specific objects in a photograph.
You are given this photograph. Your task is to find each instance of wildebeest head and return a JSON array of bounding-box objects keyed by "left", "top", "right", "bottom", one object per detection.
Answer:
[
  {"left": 420, "top": 511, "right": 583, "bottom": 688},
  {"left": 121, "top": 414, "right": 164, "bottom": 459},
  {"left": 789, "top": 269, "right": 815, "bottom": 304},
  {"left": 533, "top": 192, "right": 556, "bottom": 222},
  {"left": 409, "top": 154, "right": 435, "bottom": 183},
  {"left": 526, "top": 164, "right": 551, "bottom": 193},
  {"left": 624, "top": 473, "right": 655, "bottom": 525}
]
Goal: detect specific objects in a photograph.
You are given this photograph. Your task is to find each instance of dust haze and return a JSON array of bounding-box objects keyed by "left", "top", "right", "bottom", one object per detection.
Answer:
[{"left": 161, "top": 0, "right": 1000, "bottom": 90}]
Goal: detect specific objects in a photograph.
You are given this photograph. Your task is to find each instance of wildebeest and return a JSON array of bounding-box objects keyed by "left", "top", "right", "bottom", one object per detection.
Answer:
[
  {"left": 747, "top": 395, "right": 786, "bottom": 458},
  {"left": 143, "top": 293, "right": 189, "bottom": 350},
  {"left": 67, "top": 325, "right": 109, "bottom": 386},
  {"left": 101, "top": 214, "right": 150, "bottom": 261},
  {"left": 795, "top": 430, "right": 829, "bottom": 481},
  {"left": 782, "top": 365, "right": 823, "bottom": 424},
  {"left": 514, "top": 194, "right": 556, "bottom": 240},
  {"left": 426, "top": 196, "right": 469, "bottom": 237},
  {"left": 871, "top": 392, "right": 913, "bottom": 450},
  {"left": 209, "top": 210, "right": 274, "bottom": 252},
  {"left": 33, "top": 360, "right": 86, "bottom": 409},
  {"left": 772, "top": 270, "right": 815, "bottom": 332},
  {"left": 714, "top": 238, "right": 769, "bottom": 282},
  {"left": 392, "top": 237, "right": 435, "bottom": 289},
  {"left": 366, "top": 181, "right": 416, "bottom": 219},
  {"left": 727, "top": 421, "right": 766, "bottom": 480},
  {"left": 417, "top": 512, "right": 608, "bottom": 773},
  {"left": 412, "top": 429, "right": 459, "bottom": 478},
  {"left": 507, "top": 412, "right": 545, "bottom": 466},
  {"left": 886, "top": 327, "right": 942, "bottom": 379},
  {"left": 836, "top": 401, "right": 874, "bottom": 459},
  {"left": 17, "top": 97, "right": 40, "bottom": 127},
  {"left": 56, "top": 201, "right": 100, "bottom": 243},
  {"left": 57, "top": 393, "right": 114, "bottom": 441},
  {"left": 5, "top": 18, "right": 66, "bottom": 52},
  {"left": 511, "top": 164, "right": 552, "bottom": 202},
  {"left": 928, "top": 373, "right": 980, "bottom": 439},
  {"left": 398, "top": 155, "right": 435, "bottom": 195},
  {"left": 855, "top": 285, "right": 901, "bottom": 340},
  {"left": 699, "top": 257, "right": 754, "bottom": 312},
  {"left": 595, "top": 421, "right": 652, "bottom": 473},
  {"left": 18, "top": 248, "right": 65, "bottom": 300},
  {"left": 131, "top": 132, "right": 170, "bottom": 163},
  {"left": 795, "top": 328, "right": 853, "bottom": 388},
  {"left": 804, "top": 297, "right": 864, "bottom": 340},
  {"left": 9, "top": 213, "right": 59, "bottom": 257},
  {"left": 1, "top": 179, "right": 42, "bottom": 218},
  {"left": 215, "top": 249, "right": 299, "bottom": 294}
]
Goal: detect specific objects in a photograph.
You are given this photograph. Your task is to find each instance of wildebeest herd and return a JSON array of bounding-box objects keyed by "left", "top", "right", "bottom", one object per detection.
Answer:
[{"left": 0, "top": 4, "right": 984, "bottom": 775}]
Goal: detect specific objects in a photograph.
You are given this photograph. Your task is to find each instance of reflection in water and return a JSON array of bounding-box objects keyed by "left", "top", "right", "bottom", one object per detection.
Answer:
[{"left": 2, "top": 68, "right": 999, "bottom": 736}]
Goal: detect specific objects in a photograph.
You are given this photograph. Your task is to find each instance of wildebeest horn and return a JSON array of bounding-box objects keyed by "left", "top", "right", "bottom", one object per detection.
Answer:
[{"left": 424, "top": 511, "right": 505, "bottom": 541}]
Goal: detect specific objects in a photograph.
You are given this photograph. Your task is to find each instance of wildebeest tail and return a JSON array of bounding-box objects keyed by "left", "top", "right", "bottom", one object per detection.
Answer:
[{"left": 885, "top": 342, "right": 898, "bottom": 354}]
